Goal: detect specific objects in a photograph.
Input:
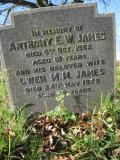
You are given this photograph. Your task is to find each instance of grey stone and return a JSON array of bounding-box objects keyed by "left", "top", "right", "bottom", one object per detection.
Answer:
[
  {"left": 0, "top": 46, "right": 2, "bottom": 70},
  {"left": 0, "top": 60, "right": 1, "bottom": 70},
  {"left": 0, "top": 3, "right": 116, "bottom": 114}
]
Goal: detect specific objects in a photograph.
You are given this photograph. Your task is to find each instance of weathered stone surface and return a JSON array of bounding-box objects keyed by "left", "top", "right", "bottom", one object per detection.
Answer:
[
  {"left": 0, "top": 45, "right": 2, "bottom": 70},
  {"left": 0, "top": 60, "right": 1, "bottom": 69},
  {"left": 0, "top": 3, "right": 115, "bottom": 114}
]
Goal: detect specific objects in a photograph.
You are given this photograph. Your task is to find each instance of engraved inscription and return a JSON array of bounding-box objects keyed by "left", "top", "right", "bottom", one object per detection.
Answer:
[
  {"left": 11, "top": 24, "right": 107, "bottom": 98},
  {"left": 0, "top": 4, "right": 115, "bottom": 114}
]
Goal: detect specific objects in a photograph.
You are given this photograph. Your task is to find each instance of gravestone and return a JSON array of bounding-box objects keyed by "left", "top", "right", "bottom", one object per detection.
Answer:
[
  {"left": 0, "top": 3, "right": 115, "bottom": 114},
  {"left": 0, "top": 44, "right": 2, "bottom": 70},
  {"left": 0, "top": 60, "right": 1, "bottom": 70},
  {"left": 0, "top": 36, "right": 1, "bottom": 69}
]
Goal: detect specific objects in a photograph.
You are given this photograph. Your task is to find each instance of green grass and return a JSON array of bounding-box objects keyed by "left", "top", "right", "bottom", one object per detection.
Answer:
[
  {"left": 0, "top": 67, "right": 120, "bottom": 160},
  {"left": 0, "top": 72, "right": 27, "bottom": 160},
  {"left": 117, "top": 66, "right": 120, "bottom": 88}
]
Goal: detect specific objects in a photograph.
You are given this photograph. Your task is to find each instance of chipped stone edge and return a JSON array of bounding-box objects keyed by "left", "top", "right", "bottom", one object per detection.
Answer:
[{"left": 113, "top": 14, "right": 116, "bottom": 91}]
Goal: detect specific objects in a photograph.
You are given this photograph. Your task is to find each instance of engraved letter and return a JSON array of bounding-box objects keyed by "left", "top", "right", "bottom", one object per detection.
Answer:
[
  {"left": 64, "top": 34, "right": 74, "bottom": 44},
  {"left": 63, "top": 71, "right": 72, "bottom": 80},
  {"left": 51, "top": 72, "right": 60, "bottom": 81},
  {"left": 9, "top": 42, "right": 16, "bottom": 51}
]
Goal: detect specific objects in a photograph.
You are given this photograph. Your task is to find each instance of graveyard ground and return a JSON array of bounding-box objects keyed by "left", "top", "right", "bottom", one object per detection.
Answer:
[{"left": 0, "top": 66, "right": 120, "bottom": 160}]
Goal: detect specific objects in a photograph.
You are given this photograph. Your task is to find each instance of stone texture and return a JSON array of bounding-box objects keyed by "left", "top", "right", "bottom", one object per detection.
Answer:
[
  {"left": 0, "top": 3, "right": 115, "bottom": 114},
  {"left": 0, "top": 60, "right": 1, "bottom": 70},
  {"left": 0, "top": 47, "right": 2, "bottom": 70}
]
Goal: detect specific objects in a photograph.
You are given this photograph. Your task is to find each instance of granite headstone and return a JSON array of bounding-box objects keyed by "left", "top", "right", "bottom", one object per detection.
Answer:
[
  {"left": 0, "top": 3, "right": 115, "bottom": 114},
  {"left": 0, "top": 48, "right": 2, "bottom": 70}
]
